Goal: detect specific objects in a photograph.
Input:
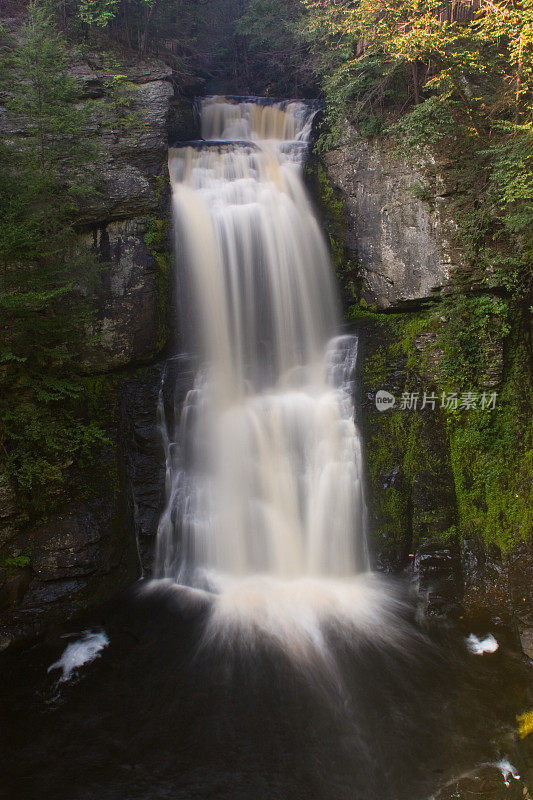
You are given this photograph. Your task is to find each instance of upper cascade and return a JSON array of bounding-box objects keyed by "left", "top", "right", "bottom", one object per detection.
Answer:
[{"left": 199, "top": 95, "right": 319, "bottom": 147}]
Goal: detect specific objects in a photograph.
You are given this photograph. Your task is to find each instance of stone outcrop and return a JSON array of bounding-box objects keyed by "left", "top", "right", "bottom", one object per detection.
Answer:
[
  {"left": 82, "top": 220, "right": 162, "bottom": 371},
  {"left": 72, "top": 54, "right": 178, "bottom": 371},
  {"left": 321, "top": 130, "right": 460, "bottom": 309}
]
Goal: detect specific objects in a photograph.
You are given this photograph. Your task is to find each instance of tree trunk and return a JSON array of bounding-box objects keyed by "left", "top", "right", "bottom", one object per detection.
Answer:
[{"left": 412, "top": 62, "right": 420, "bottom": 105}]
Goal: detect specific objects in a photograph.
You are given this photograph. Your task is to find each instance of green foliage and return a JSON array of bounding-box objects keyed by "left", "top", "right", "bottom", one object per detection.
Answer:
[
  {"left": 390, "top": 95, "right": 458, "bottom": 147},
  {"left": 363, "top": 350, "right": 390, "bottom": 386},
  {"left": 346, "top": 303, "right": 394, "bottom": 322},
  {"left": 92, "top": 55, "right": 144, "bottom": 134},
  {"left": 435, "top": 295, "right": 510, "bottom": 390},
  {"left": 358, "top": 299, "right": 531, "bottom": 552},
  {"left": 301, "top": 0, "right": 532, "bottom": 552},
  {"left": 359, "top": 114, "right": 386, "bottom": 138},
  {"left": 77, "top": 0, "right": 121, "bottom": 27},
  {"left": 428, "top": 295, "right": 530, "bottom": 552},
  {"left": 0, "top": 3, "right": 107, "bottom": 520},
  {"left": 58, "top": 0, "right": 197, "bottom": 61}
]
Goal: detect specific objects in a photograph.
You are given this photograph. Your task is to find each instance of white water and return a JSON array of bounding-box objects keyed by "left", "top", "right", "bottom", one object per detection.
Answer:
[
  {"left": 48, "top": 631, "right": 109, "bottom": 683},
  {"left": 466, "top": 633, "right": 499, "bottom": 655},
  {"left": 153, "top": 96, "right": 375, "bottom": 656}
]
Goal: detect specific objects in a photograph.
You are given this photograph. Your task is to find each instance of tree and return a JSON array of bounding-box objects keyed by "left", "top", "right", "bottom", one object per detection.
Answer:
[
  {"left": 0, "top": 2, "right": 105, "bottom": 519},
  {"left": 66, "top": 0, "right": 190, "bottom": 58},
  {"left": 237, "top": 0, "right": 316, "bottom": 96}
]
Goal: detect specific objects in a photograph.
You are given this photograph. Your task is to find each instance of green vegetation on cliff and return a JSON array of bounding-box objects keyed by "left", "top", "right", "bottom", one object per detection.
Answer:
[
  {"left": 42, "top": 0, "right": 196, "bottom": 58},
  {"left": 357, "top": 297, "right": 532, "bottom": 553},
  {"left": 1, "top": 2, "right": 176, "bottom": 525},
  {"left": 0, "top": 4, "right": 108, "bottom": 520},
  {"left": 439, "top": 299, "right": 532, "bottom": 548}
]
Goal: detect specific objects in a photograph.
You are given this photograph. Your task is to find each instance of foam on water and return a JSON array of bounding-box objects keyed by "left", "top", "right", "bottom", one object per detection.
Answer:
[
  {"left": 466, "top": 633, "right": 499, "bottom": 655},
  {"left": 47, "top": 631, "right": 109, "bottom": 683},
  {"left": 495, "top": 759, "right": 521, "bottom": 786}
]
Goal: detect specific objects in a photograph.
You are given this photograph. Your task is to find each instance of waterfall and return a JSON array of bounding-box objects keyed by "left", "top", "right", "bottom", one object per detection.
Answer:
[{"left": 151, "top": 96, "right": 385, "bottom": 663}]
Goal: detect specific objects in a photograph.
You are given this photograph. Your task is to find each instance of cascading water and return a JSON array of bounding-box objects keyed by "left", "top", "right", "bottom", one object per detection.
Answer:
[
  {"left": 151, "top": 96, "right": 399, "bottom": 665},
  {"left": 5, "top": 97, "right": 523, "bottom": 800}
]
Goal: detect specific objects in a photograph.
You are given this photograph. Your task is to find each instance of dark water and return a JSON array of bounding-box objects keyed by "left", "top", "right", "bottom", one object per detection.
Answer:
[{"left": 1, "top": 578, "right": 531, "bottom": 800}]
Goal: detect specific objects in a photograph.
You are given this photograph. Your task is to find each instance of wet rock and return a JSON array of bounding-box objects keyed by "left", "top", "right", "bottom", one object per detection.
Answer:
[
  {"left": 520, "top": 629, "right": 533, "bottom": 660},
  {"left": 0, "top": 567, "right": 31, "bottom": 610},
  {"left": 458, "top": 537, "right": 533, "bottom": 657},
  {"left": 412, "top": 540, "right": 462, "bottom": 620},
  {"left": 460, "top": 539, "right": 512, "bottom": 622},
  {"left": 0, "top": 498, "right": 139, "bottom": 650},
  {"left": 21, "top": 577, "right": 89, "bottom": 609},
  {"left": 0, "top": 43, "right": 193, "bottom": 650},
  {"left": 120, "top": 365, "right": 166, "bottom": 575},
  {"left": 31, "top": 508, "right": 114, "bottom": 581},
  {"left": 120, "top": 357, "right": 196, "bottom": 575},
  {"left": 168, "top": 93, "right": 201, "bottom": 143}
]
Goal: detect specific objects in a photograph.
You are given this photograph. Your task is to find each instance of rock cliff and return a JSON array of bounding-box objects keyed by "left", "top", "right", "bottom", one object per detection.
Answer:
[{"left": 0, "top": 48, "right": 197, "bottom": 649}]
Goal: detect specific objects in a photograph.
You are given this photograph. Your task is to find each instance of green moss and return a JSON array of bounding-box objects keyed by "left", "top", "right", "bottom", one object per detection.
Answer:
[
  {"left": 434, "top": 294, "right": 511, "bottom": 391},
  {"left": 376, "top": 486, "right": 409, "bottom": 549},
  {"left": 378, "top": 296, "right": 533, "bottom": 552},
  {"left": 347, "top": 303, "right": 394, "bottom": 322},
  {"left": 363, "top": 349, "right": 390, "bottom": 386},
  {"left": 1, "top": 552, "right": 31, "bottom": 572},
  {"left": 84, "top": 372, "right": 120, "bottom": 417},
  {"left": 445, "top": 316, "right": 533, "bottom": 549},
  {"left": 360, "top": 310, "right": 460, "bottom": 560},
  {"left": 80, "top": 372, "right": 121, "bottom": 496}
]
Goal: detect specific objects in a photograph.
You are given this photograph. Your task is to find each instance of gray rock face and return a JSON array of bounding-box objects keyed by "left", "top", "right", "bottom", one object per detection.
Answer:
[
  {"left": 83, "top": 219, "right": 161, "bottom": 370},
  {"left": 78, "top": 79, "right": 174, "bottom": 226},
  {"left": 322, "top": 134, "right": 460, "bottom": 309},
  {"left": 68, "top": 52, "right": 186, "bottom": 373}
]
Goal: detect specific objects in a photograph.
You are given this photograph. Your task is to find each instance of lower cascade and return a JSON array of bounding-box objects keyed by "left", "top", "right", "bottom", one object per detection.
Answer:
[{"left": 151, "top": 95, "right": 392, "bottom": 660}]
